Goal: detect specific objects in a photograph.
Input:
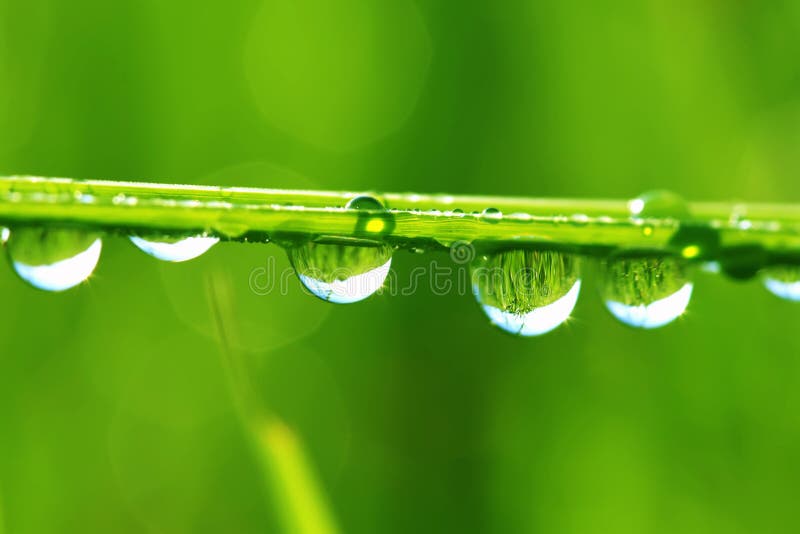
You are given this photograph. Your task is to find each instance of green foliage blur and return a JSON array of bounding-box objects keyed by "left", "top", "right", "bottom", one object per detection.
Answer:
[{"left": 2, "top": 1, "right": 800, "bottom": 532}]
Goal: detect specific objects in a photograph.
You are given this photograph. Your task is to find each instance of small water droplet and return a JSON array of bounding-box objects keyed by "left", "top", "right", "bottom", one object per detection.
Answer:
[
  {"left": 346, "top": 195, "right": 384, "bottom": 211},
  {"left": 669, "top": 224, "right": 720, "bottom": 260},
  {"left": 348, "top": 195, "right": 395, "bottom": 237},
  {"left": 213, "top": 219, "right": 250, "bottom": 238},
  {"left": 289, "top": 242, "right": 392, "bottom": 304},
  {"left": 130, "top": 234, "right": 219, "bottom": 262},
  {"left": 471, "top": 249, "right": 581, "bottom": 336},
  {"left": 718, "top": 245, "right": 767, "bottom": 281},
  {"left": 763, "top": 265, "right": 800, "bottom": 301},
  {"left": 482, "top": 207, "right": 502, "bottom": 223},
  {"left": 630, "top": 190, "right": 690, "bottom": 219},
  {"left": 600, "top": 253, "right": 692, "bottom": 329},
  {"left": 6, "top": 227, "right": 102, "bottom": 291}
]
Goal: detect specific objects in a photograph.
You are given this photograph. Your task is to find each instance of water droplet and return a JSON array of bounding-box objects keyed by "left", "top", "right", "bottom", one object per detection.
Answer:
[
  {"left": 482, "top": 207, "right": 502, "bottom": 223},
  {"left": 289, "top": 242, "right": 392, "bottom": 304},
  {"left": 669, "top": 223, "right": 720, "bottom": 260},
  {"left": 130, "top": 234, "right": 219, "bottom": 263},
  {"left": 346, "top": 195, "right": 384, "bottom": 211},
  {"left": 6, "top": 227, "right": 102, "bottom": 291},
  {"left": 471, "top": 249, "right": 581, "bottom": 336},
  {"left": 629, "top": 190, "right": 690, "bottom": 219},
  {"left": 600, "top": 253, "right": 693, "bottom": 329},
  {"left": 719, "top": 245, "right": 767, "bottom": 281},
  {"left": 348, "top": 195, "right": 395, "bottom": 237},
  {"left": 763, "top": 265, "right": 800, "bottom": 301}
]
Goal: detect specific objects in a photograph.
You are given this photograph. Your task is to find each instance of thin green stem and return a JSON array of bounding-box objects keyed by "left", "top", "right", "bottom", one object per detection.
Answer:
[{"left": 1, "top": 175, "right": 799, "bottom": 259}]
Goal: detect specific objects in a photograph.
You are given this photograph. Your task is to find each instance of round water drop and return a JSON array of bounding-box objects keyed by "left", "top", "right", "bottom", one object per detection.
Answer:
[
  {"left": 719, "top": 245, "right": 767, "bottom": 281},
  {"left": 762, "top": 265, "right": 800, "bottom": 301},
  {"left": 629, "top": 190, "right": 690, "bottom": 219},
  {"left": 6, "top": 227, "right": 102, "bottom": 292},
  {"left": 482, "top": 207, "right": 502, "bottom": 224},
  {"left": 347, "top": 195, "right": 395, "bottom": 237},
  {"left": 600, "top": 254, "right": 693, "bottom": 329},
  {"left": 289, "top": 242, "right": 392, "bottom": 304},
  {"left": 471, "top": 249, "right": 581, "bottom": 336},
  {"left": 129, "top": 234, "right": 219, "bottom": 262},
  {"left": 346, "top": 195, "right": 384, "bottom": 211}
]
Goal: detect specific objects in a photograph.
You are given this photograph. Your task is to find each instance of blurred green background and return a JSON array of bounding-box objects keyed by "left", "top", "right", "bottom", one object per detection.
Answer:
[{"left": 2, "top": 1, "right": 800, "bottom": 532}]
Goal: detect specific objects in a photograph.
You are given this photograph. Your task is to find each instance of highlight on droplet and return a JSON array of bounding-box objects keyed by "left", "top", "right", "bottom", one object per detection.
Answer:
[{"left": 129, "top": 234, "right": 219, "bottom": 262}]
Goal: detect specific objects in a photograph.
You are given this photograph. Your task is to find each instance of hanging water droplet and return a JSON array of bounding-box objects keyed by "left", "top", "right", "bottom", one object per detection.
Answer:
[
  {"left": 471, "top": 249, "right": 581, "bottom": 336},
  {"left": 289, "top": 241, "right": 392, "bottom": 304},
  {"left": 482, "top": 207, "right": 503, "bottom": 224},
  {"left": 129, "top": 234, "right": 219, "bottom": 262},
  {"left": 6, "top": 227, "right": 102, "bottom": 291},
  {"left": 600, "top": 253, "right": 693, "bottom": 329},
  {"left": 718, "top": 245, "right": 767, "bottom": 281},
  {"left": 762, "top": 265, "right": 800, "bottom": 301}
]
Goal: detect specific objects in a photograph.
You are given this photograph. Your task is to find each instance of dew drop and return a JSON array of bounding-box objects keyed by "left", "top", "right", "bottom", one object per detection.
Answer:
[
  {"left": 762, "top": 265, "right": 800, "bottom": 301},
  {"left": 471, "top": 249, "right": 581, "bottom": 336},
  {"left": 600, "top": 253, "right": 693, "bottom": 329},
  {"left": 289, "top": 242, "right": 392, "bottom": 304},
  {"left": 629, "top": 190, "right": 690, "bottom": 219},
  {"left": 347, "top": 195, "right": 395, "bottom": 237},
  {"left": 482, "top": 207, "right": 503, "bottom": 223},
  {"left": 718, "top": 245, "right": 767, "bottom": 281},
  {"left": 129, "top": 234, "right": 219, "bottom": 262},
  {"left": 6, "top": 227, "right": 102, "bottom": 291},
  {"left": 346, "top": 195, "right": 384, "bottom": 211},
  {"left": 669, "top": 224, "right": 720, "bottom": 261}
]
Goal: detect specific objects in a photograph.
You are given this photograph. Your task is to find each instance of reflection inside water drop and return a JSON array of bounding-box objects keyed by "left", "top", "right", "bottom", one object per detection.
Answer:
[
  {"left": 601, "top": 254, "right": 692, "bottom": 329},
  {"left": 130, "top": 234, "right": 219, "bottom": 262},
  {"left": 763, "top": 265, "right": 800, "bottom": 302},
  {"left": 477, "top": 280, "right": 581, "bottom": 336},
  {"left": 7, "top": 227, "right": 102, "bottom": 291},
  {"left": 471, "top": 249, "right": 581, "bottom": 336},
  {"left": 289, "top": 241, "right": 392, "bottom": 304},
  {"left": 605, "top": 283, "right": 693, "bottom": 329}
]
